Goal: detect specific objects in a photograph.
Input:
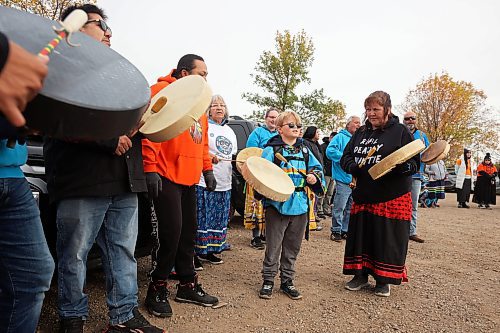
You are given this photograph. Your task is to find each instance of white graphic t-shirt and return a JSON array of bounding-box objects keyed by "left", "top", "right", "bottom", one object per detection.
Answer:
[{"left": 198, "top": 122, "right": 237, "bottom": 191}]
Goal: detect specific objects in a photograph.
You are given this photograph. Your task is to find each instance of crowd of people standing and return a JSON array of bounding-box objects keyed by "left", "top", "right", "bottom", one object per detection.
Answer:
[{"left": 0, "top": 3, "right": 498, "bottom": 333}]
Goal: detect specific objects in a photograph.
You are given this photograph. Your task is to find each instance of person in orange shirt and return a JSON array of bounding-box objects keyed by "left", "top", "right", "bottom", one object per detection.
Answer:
[
  {"left": 142, "top": 54, "right": 219, "bottom": 318},
  {"left": 455, "top": 148, "right": 476, "bottom": 208}
]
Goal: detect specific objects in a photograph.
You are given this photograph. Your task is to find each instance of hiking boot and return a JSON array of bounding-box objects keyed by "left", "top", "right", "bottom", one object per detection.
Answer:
[
  {"left": 103, "top": 308, "right": 165, "bottom": 333},
  {"left": 374, "top": 283, "right": 391, "bottom": 297},
  {"left": 175, "top": 281, "right": 219, "bottom": 307},
  {"left": 409, "top": 235, "right": 425, "bottom": 243},
  {"left": 345, "top": 275, "right": 369, "bottom": 291},
  {"left": 194, "top": 256, "right": 204, "bottom": 271},
  {"left": 259, "top": 280, "right": 274, "bottom": 299},
  {"left": 59, "top": 317, "right": 84, "bottom": 333},
  {"left": 280, "top": 280, "right": 302, "bottom": 300},
  {"left": 251, "top": 236, "right": 265, "bottom": 250},
  {"left": 199, "top": 253, "right": 224, "bottom": 265},
  {"left": 145, "top": 280, "right": 172, "bottom": 318},
  {"left": 330, "top": 233, "right": 342, "bottom": 242}
]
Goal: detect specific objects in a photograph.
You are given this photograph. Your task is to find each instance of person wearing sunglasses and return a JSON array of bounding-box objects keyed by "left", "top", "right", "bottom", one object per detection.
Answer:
[
  {"left": 403, "top": 111, "right": 429, "bottom": 244},
  {"left": 43, "top": 4, "right": 164, "bottom": 333}
]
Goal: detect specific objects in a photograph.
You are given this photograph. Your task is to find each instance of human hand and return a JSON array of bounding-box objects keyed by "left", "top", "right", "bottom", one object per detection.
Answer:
[
  {"left": 145, "top": 172, "right": 162, "bottom": 200},
  {"left": 306, "top": 173, "right": 317, "bottom": 185},
  {"left": 115, "top": 135, "right": 132, "bottom": 155},
  {"left": 203, "top": 170, "right": 217, "bottom": 191},
  {"left": 211, "top": 155, "right": 219, "bottom": 164},
  {"left": 0, "top": 41, "right": 48, "bottom": 127}
]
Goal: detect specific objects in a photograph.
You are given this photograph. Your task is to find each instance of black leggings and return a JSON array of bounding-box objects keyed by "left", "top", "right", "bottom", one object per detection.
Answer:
[{"left": 150, "top": 177, "right": 197, "bottom": 283}]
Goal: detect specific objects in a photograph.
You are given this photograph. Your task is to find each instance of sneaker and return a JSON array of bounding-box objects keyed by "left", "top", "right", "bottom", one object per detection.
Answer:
[
  {"left": 104, "top": 308, "right": 165, "bottom": 333},
  {"left": 374, "top": 283, "right": 391, "bottom": 297},
  {"left": 345, "top": 275, "right": 369, "bottom": 291},
  {"left": 478, "top": 204, "right": 484, "bottom": 209},
  {"left": 260, "top": 234, "right": 266, "bottom": 244},
  {"left": 409, "top": 235, "right": 425, "bottom": 243},
  {"left": 175, "top": 282, "right": 219, "bottom": 307},
  {"left": 199, "top": 253, "right": 224, "bottom": 265},
  {"left": 313, "top": 224, "right": 323, "bottom": 231},
  {"left": 330, "top": 233, "right": 342, "bottom": 242},
  {"left": 194, "top": 256, "right": 204, "bottom": 271},
  {"left": 145, "top": 280, "right": 172, "bottom": 318},
  {"left": 259, "top": 281, "right": 274, "bottom": 299},
  {"left": 59, "top": 317, "right": 84, "bottom": 333},
  {"left": 341, "top": 232, "right": 348, "bottom": 239},
  {"left": 251, "top": 236, "right": 265, "bottom": 250},
  {"left": 485, "top": 205, "right": 492, "bottom": 210},
  {"left": 280, "top": 280, "right": 302, "bottom": 300}
]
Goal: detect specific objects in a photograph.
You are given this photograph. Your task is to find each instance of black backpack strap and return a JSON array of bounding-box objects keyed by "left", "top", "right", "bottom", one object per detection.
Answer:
[{"left": 272, "top": 145, "right": 284, "bottom": 166}]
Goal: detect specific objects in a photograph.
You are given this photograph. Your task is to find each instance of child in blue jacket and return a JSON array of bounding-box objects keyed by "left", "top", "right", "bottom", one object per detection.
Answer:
[{"left": 257, "top": 111, "right": 325, "bottom": 300}]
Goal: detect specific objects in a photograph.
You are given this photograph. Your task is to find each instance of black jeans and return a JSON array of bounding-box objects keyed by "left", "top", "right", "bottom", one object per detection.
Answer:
[{"left": 150, "top": 177, "right": 197, "bottom": 284}]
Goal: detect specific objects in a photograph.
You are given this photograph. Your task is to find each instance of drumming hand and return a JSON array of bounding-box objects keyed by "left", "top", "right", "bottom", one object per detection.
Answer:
[
  {"left": 115, "top": 135, "right": 132, "bottom": 155},
  {"left": 203, "top": 170, "right": 217, "bottom": 191},
  {"left": 145, "top": 172, "right": 162, "bottom": 200},
  {"left": 306, "top": 173, "right": 317, "bottom": 185},
  {"left": 0, "top": 41, "right": 48, "bottom": 127},
  {"left": 394, "top": 162, "right": 415, "bottom": 176}
]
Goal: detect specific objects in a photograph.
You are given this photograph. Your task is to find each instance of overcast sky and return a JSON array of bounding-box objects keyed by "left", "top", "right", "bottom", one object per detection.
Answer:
[{"left": 99, "top": 0, "right": 500, "bottom": 122}]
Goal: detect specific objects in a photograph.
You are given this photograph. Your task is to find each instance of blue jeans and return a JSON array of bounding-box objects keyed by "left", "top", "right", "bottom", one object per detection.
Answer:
[
  {"left": 410, "top": 179, "right": 421, "bottom": 236},
  {"left": 56, "top": 194, "right": 138, "bottom": 325},
  {"left": 0, "top": 178, "right": 54, "bottom": 332},
  {"left": 330, "top": 181, "right": 353, "bottom": 234}
]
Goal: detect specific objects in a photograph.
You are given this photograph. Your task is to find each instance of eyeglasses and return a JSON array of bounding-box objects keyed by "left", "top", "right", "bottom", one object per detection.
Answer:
[
  {"left": 210, "top": 104, "right": 226, "bottom": 108},
  {"left": 85, "top": 19, "right": 112, "bottom": 35},
  {"left": 404, "top": 116, "right": 416, "bottom": 121},
  {"left": 283, "top": 123, "right": 303, "bottom": 129}
]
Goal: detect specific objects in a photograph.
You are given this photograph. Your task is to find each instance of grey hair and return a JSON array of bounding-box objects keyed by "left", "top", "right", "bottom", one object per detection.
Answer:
[
  {"left": 346, "top": 115, "right": 360, "bottom": 128},
  {"left": 206, "top": 94, "right": 229, "bottom": 121}
]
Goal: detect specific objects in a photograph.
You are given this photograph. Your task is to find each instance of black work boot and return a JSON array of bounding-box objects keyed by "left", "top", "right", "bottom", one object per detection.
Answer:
[
  {"left": 59, "top": 317, "right": 84, "bottom": 333},
  {"left": 175, "top": 277, "right": 219, "bottom": 307},
  {"left": 145, "top": 280, "right": 172, "bottom": 317}
]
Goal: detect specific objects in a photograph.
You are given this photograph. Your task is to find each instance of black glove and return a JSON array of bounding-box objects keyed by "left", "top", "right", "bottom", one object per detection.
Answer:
[
  {"left": 479, "top": 170, "right": 488, "bottom": 177},
  {"left": 203, "top": 170, "right": 217, "bottom": 191},
  {"left": 145, "top": 172, "right": 162, "bottom": 200},
  {"left": 394, "top": 162, "right": 415, "bottom": 176},
  {"left": 349, "top": 163, "right": 362, "bottom": 177}
]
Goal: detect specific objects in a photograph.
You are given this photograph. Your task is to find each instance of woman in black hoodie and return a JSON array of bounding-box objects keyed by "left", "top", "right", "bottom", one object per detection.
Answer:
[{"left": 340, "top": 91, "right": 418, "bottom": 297}]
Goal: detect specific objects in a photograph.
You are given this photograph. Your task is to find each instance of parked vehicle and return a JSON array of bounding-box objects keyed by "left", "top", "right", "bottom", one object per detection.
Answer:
[{"left": 22, "top": 116, "right": 256, "bottom": 261}]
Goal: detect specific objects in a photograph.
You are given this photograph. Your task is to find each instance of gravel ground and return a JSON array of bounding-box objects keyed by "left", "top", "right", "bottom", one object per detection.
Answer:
[{"left": 38, "top": 195, "right": 499, "bottom": 333}]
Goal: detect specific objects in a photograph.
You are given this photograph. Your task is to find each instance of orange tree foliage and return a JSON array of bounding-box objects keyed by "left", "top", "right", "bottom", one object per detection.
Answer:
[
  {"left": 2, "top": 0, "right": 96, "bottom": 20},
  {"left": 400, "top": 72, "right": 500, "bottom": 163}
]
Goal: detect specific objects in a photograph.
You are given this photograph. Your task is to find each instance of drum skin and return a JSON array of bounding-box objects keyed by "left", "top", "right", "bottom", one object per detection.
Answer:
[
  {"left": 139, "top": 76, "right": 212, "bottom": 142},
  {"left": 368, "top": 139, "right": 426, "bottom": 180},
  {"left": 240, "top": 156, "right": 295, "bottom": 202},
  {"left": 0, "top": 7, "right": 150, "bottom": 140},
  {"left": 421, "top": 140, "right": 450, "bottom": 165},
  {"left": 236, "top": 147, "right": 263, "bottom": 172}
]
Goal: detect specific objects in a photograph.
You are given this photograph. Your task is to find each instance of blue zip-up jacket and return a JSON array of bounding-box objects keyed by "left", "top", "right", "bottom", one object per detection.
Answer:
[
  {"left": 411, "top": 129, "right": 430, "bottom": 180},
  {"left": 0, "top": 140, "right": 27, "bottom": 178},
  {"left": 261, "top": 136, "right": 325, "bottom": 216},
  {"left": 326, "top": 129, "right": 352, "bottom": 184},
  {"left": 246, "top": 126, "right": 278, "bottom": 148}
]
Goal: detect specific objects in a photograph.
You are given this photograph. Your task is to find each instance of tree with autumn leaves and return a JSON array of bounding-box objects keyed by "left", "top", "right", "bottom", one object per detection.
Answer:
[
  {"left": 2, "top": 0, "right": 96, "bottom": 20},
  {"left": 243, "top": 30, "right": 346, "bottom": 133},
  {"left": 400, "top": 72, "right": 500, "bottom": 162}
]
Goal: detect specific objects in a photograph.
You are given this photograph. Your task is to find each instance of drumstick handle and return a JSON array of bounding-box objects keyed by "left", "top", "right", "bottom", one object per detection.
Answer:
[
  {"left": 38, "top": 31, "right": 67, "bottom": 56},
  {"left": 350, "top": 146, "right": 377, "bottom": 189},
  {"left": 275, "top": 153, "right": 308, "bottom": 178}
]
